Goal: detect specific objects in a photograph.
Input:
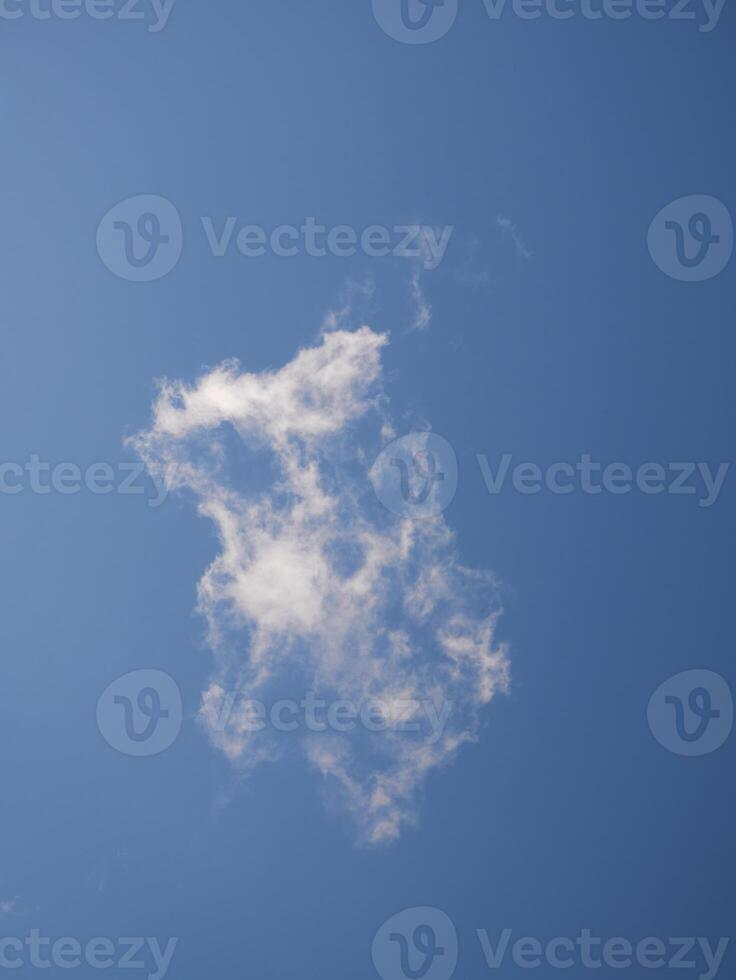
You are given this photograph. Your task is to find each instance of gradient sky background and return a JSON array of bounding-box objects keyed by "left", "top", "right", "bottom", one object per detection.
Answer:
[{"left": 1, "top": 2, "right": 734, "bottom": 978}]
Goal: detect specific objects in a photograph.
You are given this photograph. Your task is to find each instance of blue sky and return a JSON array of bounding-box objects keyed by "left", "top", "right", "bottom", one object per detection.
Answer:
[{"left": 1, "top": 2, "right": 734, "bottom": 979}]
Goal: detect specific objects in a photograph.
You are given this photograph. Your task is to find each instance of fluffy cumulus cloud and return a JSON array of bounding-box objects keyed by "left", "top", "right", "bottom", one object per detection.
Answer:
[{"left": 132, "top": 324, "right": 509, "bottom": 845}]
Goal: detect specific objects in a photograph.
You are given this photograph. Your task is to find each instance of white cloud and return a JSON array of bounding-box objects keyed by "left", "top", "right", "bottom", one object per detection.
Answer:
[
  {"left": 409, "top": 268, "right": 432, "bottom": 331},
  {"left": 132, "top": 323, "right": 509, "bottom": 845},
  {"left": 0, "top": 898, "right": 25, "bottom": 918},
  {"left": 321, "top": 275, "right": 375, "bottom": 333},
  {"left": 497, "top": 216, "right": 534, "bottom": 261}
]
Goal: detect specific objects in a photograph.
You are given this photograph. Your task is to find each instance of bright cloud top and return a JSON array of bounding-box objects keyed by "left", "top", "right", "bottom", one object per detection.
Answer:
[{"left": 132, "top": 326, "right": 509, "bottom": 845}]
